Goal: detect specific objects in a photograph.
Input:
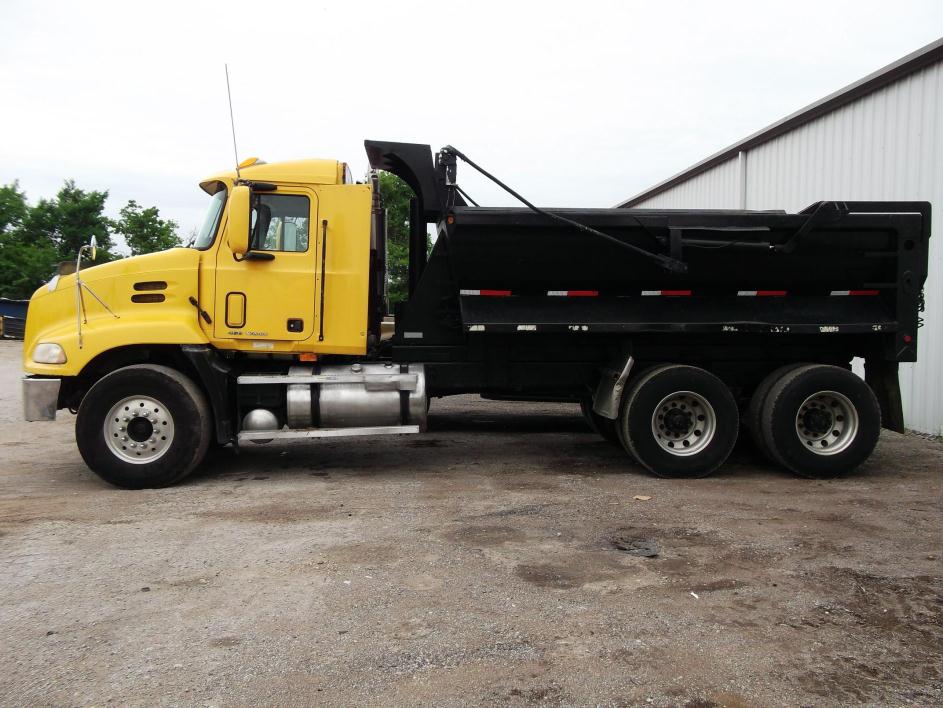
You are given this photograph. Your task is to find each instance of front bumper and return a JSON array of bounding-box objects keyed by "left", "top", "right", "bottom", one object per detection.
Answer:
[{"left": 23, "top": 376, "right": 61, "bottom": 421}]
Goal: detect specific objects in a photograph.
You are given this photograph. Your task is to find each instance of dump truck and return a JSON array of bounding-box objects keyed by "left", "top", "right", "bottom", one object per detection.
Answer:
[{"left": 21, "top": 141, "right": 930, "bottom": 487}]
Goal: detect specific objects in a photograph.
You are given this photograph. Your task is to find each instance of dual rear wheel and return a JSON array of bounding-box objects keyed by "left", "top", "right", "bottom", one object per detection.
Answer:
[
  {"left": 752, "top": 364, "right": 881, "bottom": 478},
  {"left": 617, "top": 365, "right": 739, "bottom": 478},
  {"left": 601, "top": 362, "right": 881, "bottom": 479}
]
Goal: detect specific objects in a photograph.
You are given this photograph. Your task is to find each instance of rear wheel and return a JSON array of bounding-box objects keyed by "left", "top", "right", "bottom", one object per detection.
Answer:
[
  {"left": 619, "top": 364, "right": 739, "bottom": 478},
  {"left": 580, "top": 398, "right": 621, "bottom": 445},
  {"left": 760, "top": 364, "right": 881, "bottom": 478},
  {"left": 747, "top": 363, "right": 806, "bottom": 462},
  {"left": 76, "top": 364, "right": 212, "bottom": 488}
]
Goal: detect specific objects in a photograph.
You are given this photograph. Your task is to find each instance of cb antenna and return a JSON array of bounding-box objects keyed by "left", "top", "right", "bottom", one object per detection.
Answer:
[{"left": 225, "top": 63, "right": 241, "bottom": 181}]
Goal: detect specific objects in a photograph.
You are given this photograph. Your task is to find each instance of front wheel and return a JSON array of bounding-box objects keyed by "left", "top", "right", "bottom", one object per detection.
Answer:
[
  {"left": 76, "top": 364, "right": 212, "bottom": 488},
  {"left": 619, "top": 365, "right": 739, "bottom": 478}
]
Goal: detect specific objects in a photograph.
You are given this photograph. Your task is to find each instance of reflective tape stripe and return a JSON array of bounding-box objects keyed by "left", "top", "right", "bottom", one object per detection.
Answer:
[
  {"left": 459, "top": 289, "right": 512, "bottom": 296},
  {"left": 642, "top": 290, "right": 691, "bottom": 296},
  {"left": 738, "top": 290, "right": 787, "bottom": 296},
  {"left": 830, "top": 290, "right": 879, "bottom": 296},
  {"left": 547, "top": 290, "right": 599, "bottom": 296}
]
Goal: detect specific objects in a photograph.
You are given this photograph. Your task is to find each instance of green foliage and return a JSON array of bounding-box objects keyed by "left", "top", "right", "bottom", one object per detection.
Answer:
[
  {"left": 23, "top": 181, "right": 115, "bottom": 262},
  {"left": 0, "top": 182, "right": 28, "bottom": 233},
  {"left": 0, "top": 180, "right": 181, "bottom": 299},
  {"left": 378, "top": 172, "right": 413, "bottom": 307},
  {"left": 114, "top": 200, "right": 181, "bottom": 256},
  {"left": 377, "top": 171, "right": 432, "bottom": 308},
  {"left": 0, "top": 182, "right": 58, "bottom": 299}
]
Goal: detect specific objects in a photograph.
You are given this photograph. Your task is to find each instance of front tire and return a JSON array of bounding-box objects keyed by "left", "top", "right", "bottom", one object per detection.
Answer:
[
  {"left": 760, "top": 364, "right": 881, "bottom": 478},
  {"left": 619, "top": 365, "right": 739, "bottom": 478},
  {"left": 76, "top": 364, "right": 212, "bottom": 488}
]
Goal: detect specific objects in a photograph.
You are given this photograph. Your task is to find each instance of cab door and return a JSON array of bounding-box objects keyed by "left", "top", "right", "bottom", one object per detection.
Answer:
[{"left": 214, "top": 188, "right": 319, "bottom": 342}]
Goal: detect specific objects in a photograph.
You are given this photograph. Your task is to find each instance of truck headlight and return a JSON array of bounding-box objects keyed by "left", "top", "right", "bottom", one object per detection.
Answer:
[{"left": 33, "top": 342, "right": 67, "bottom": 364}]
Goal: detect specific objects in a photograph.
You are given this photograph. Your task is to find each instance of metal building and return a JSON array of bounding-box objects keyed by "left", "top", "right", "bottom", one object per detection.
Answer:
[{"left": 619, "top": 38, "right": 943, "bottom": 435}]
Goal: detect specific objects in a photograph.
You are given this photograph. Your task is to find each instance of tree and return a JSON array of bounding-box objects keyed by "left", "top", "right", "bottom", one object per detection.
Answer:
[
  {"left": 378, "top": 172, "right": 413, "bottom": 307},
  {"left": 0, "top": 182, "right": 58, "bottom": 299},
  {"left": 0, "top": 180, "right": 179, "bottom": 299},
  {"left": 377, "top": 171, "right": 432, "bottom": 308},
  {"left": 23, "top": 181, "right": 114, "bottom": 261},
  {"left": 113, "top": 200, "right": 181, "bottom": 256},
  {"left": 0, "top": 182, "right": 28, "bottom": 233}
]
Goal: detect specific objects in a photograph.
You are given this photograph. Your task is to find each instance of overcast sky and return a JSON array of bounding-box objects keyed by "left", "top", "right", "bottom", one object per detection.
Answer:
[{"left": 1, "top": 0, "right": 942, "bottom": 244}]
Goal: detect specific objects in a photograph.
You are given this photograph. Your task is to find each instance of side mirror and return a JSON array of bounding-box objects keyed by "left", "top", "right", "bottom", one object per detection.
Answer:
[
  {"left": 227, "top": 185, "right": 251, "bottom": 256},
  {"left": 89, "top": 236, "right": 98, "bottom": 261}
]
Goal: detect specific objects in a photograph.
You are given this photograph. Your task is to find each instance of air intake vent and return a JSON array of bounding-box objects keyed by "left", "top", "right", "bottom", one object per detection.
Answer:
[
  {"left": 133, "top": 281, "right": 167, "bottom": 291},
  {"left": 131, "top": 293, "right": 165, "bottom": 303}
]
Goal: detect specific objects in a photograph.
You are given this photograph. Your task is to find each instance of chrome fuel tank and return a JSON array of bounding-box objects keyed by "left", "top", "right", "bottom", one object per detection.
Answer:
[{"left": 286, "top": 362, "right": 426, "bottom": 430}]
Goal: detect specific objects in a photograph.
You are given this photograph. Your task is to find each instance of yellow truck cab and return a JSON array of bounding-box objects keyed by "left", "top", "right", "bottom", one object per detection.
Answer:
[
  {"left": 21, "top": 140, "right": 931, "bottom": 488},
  {"left": 22, "top": 154, "right": 416, "bottom": 487}
]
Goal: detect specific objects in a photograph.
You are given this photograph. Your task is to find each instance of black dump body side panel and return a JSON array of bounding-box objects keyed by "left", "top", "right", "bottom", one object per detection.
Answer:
[{"left": 394, "top": 202, "right": 929, "bottom": 367}]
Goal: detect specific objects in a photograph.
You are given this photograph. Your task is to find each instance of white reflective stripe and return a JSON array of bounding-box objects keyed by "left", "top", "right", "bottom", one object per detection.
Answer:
[
  {"left": 469, "top": 324, "right": 485, "bottom": 332},
  {"left": 830, "top": 290, "right": 850, "bottom": 296},
  {"left": 404, "top": 331, "right": 423, "bottom": 339},
  {"left": 517, "top": 325, "right": 537, "bottom": 331},
  {"left": 641, "top": 290, "right": 661, "bottom": 296},
  {"left": 737, "top": 290, "right": 757, "bottom": 296},
  {"left": 547, "top": 290, "right": 567, "bottom": 296},
  {"left": 459, "top": 289, "right": 480, "bottom": 296}
]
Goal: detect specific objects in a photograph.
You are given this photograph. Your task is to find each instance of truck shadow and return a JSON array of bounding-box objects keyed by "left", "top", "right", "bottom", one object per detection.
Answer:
[{"left": 187, "top": 409, "right": 792, "bottom": 485}]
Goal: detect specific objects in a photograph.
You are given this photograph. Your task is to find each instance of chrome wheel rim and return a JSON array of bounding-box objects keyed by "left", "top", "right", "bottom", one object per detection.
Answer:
[
  {"left": 651, "top": 390, "right": 716, "bottom": 456},
  {"left": 795, "top": 390, "right": 858, "bottom": 455},
  {"left": 104, "top": 396, "right": 175, "bottom": 464}
]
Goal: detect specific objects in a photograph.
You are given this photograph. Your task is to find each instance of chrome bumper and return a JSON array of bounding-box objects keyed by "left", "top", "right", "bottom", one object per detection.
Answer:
[{"left": 22, "top": 376, "right": 61, "bottom": 421}]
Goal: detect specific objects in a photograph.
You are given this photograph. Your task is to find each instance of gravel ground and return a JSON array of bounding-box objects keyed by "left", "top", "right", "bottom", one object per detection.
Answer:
[{"left": 2, "top": 340, "right": 941, "bottom": 706}]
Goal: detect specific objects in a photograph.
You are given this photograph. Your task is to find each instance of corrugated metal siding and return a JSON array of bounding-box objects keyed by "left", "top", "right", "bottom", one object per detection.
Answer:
[
  {"left": 631, "top": 157, "right": 741, "bottom": 209},
  {"left": 631, "top": 60, "right": 943, "bottom": 434}
]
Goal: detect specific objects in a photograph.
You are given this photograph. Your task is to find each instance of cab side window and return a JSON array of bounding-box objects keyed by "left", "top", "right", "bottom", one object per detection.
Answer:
[{"left": 250, "top": 194, "right": 310, "bottom": 252}]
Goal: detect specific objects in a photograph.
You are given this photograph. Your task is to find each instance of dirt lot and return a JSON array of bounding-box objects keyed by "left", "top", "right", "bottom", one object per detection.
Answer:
[{"left": 2, "top": 340, "right": 942, "bottom": 706}]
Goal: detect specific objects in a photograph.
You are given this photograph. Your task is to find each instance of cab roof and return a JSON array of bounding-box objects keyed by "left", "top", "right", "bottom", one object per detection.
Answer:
[{"left": 200, "top": 158, "right": 343, "bottom": 193}]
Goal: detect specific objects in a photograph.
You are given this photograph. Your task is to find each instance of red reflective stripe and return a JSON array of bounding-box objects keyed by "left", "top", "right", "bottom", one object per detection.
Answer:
[
  {"left": 756, "top": 290, "right": 787, "bottom": 297},
  {"left": 567, "top": 290, "right": 599, "bottom": 297},
  {"left": 849, "top": 289, "right": 880, "bottom": 296},
  {"left": 661, "top": 290, "right": 692, "bottom": 296},
  {"left": 480, "top": 289, "right": 512, "bottom": 297}
]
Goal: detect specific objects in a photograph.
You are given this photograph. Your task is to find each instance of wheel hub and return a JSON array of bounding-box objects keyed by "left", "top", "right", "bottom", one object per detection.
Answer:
[
  {"left": 651, "top": 391, "right": 716, "bottom": 457},
  {"left": 126, "top": 417, "right": 154, "bottom": 442},
  {"left": 795, "top": 390, "right": 858, "bottom": 456},
  {"left": 663, "top": 408, "right": 693, "bottom": 435},
  {"left": 103, "top": 396, "right": 175, "bottom": 464},
  {"left": 801, "top": 407, "right": 833, "bottom": 436}
]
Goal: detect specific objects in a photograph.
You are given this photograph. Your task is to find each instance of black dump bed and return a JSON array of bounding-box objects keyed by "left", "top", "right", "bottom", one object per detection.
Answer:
[
  {"left": 446, "top": 202, "right": 929, "bottom": 360},
  {"left": 365, "top": 141, "right": 930, "bottom": 364}
]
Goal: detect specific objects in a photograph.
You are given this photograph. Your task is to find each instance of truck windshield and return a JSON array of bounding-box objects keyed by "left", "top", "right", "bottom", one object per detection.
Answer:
[{"left": 191, "top": 189, "right": 227, "bottom": 250}]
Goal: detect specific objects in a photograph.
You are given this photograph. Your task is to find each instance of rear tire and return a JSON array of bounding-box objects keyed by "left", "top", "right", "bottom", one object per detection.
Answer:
[
  {"left": 76, "top": 364, "right": 212, "bottom": 488},
  {"left": 619, "top": 364, "right": 739, "bottom": 478},
  {"left": 747, "top": 363, "right": 806, "bottom": 462},
  {"left": 760, "top": 364, "right": 881, "bottom": 479},
  {"left": 580, "top": 398, "right": 621, "bottom": 445}
]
